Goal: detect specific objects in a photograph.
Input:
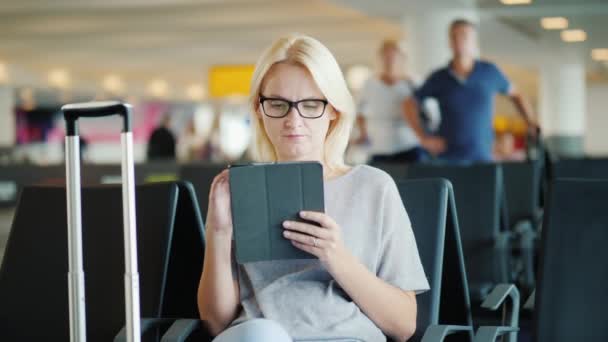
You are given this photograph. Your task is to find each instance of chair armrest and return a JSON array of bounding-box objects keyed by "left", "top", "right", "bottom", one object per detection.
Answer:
[
  {"left": 481, "top": 284, "right": 520, "bottom": 325},
  {"left": 161, "top": 319, "right": 213, "bottom": 342},
  {"left": 421, "top": 325, "right": 473, "bottom": 342},
  {"left": 113, "top": 317, "right": 175, "bottom": 342},
  {"left": 473, "top": 326, "right": 519, "bottom": 342},
  {"left": 479, "top": 284, "right": 520, "bottom": 342}
]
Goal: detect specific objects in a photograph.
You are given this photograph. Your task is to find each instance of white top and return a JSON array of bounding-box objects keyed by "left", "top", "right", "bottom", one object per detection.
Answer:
[
  {"left": 358, "top": 77, "right": 420, "bottom": 155},
  {"left": 233, "top": 165, "right": 430, "bottom": 341}
]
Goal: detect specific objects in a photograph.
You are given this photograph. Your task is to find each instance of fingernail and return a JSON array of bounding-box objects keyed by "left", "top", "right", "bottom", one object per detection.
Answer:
[
  {"left": 283, "top": 231, "right": 290, "bottom": 237},
  {"left": 300, "top": 211, "right": 307, "bottom": 218},
  {"left": 283, "top": 221, "right": 290, "bottom": 228}
]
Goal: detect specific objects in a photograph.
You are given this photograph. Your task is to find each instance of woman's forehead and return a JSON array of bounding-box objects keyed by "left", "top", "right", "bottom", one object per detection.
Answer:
[{"left": 261, "top": 62, "right": 324, "bottom": 99}]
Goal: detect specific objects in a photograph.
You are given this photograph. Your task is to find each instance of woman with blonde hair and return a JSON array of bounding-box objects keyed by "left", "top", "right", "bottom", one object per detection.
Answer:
[{"left": 198, "top": 34, "right": 429, "bottom": 342}]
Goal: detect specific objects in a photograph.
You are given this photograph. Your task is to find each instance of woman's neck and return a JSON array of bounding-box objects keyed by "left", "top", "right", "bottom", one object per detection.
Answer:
[{"left": 275, "top": 155, "right": 348, "bottom": 180}]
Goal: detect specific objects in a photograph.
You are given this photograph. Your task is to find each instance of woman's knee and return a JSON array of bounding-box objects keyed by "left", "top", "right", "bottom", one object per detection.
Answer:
[{"left": 213, "top": 319, "right": 292, "bottom": 342}]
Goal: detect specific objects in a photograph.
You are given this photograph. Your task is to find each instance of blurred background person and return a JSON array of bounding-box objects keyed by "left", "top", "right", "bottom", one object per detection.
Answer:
[
  {"left": 177, "top": 117, "right": 209, "bottom": 162},
  {"left": 147, "top": 114, "right": 176, "bottom": 161},
  {"left": 405, "top": 19, "right": 537, "bottom": 164},
  {"left": 355, "top": 39, "right": 427, "bottom": 163}
]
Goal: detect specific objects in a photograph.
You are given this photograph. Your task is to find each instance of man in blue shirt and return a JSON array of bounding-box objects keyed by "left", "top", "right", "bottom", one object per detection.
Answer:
[{"left": 405, "top": 19, "right": 537, "bottom": 163}]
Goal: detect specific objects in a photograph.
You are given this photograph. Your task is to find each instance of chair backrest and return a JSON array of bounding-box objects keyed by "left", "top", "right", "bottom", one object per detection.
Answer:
[
  {"left": 179, "top": 163, "right": 227, "bottom": 218},
  {"left": 501, "top": 161, "right": 542, "bottom": 225},
  {"left": 370, "top": 162, "right": 409, "bottom": 181},
  {"left": 162, "top": 181, "right": 206, "bottom": 319},
  {"left": 397, "top": 179, "right": 447, "bottom": 336},
  {"left": 553, "top": 158, "right": 608, "bottom": 180},
  {"left": 0, "top": 183, "right": 179, "bottom": 341},
  {"left": 534, "top": 179, "right": 608, "bottom": 341},
  {"left": 0, "top": 165, "right": 65, "bottom": 207},
  {"left": 407, "top": 163, "right": 508, "bottom": 301},
  {"left": 396, "top": 178, "right": 473, "bottom": 342}
]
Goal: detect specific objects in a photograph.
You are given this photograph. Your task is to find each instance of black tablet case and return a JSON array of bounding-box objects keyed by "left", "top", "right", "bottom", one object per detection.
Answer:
[{"left": 229, "top": 162, "right": 324, "bottom": 263}]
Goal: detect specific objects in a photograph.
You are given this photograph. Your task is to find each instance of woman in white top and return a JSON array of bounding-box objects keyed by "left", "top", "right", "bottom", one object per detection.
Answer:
[
  {"left": 198, "top": 34, "right": 429, "bottom": 342},
  {"left": 356, "top": 40, "right": 427, "bottom": 163}
]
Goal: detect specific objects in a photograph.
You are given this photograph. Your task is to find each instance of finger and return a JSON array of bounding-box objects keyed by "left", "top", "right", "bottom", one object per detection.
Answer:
[
  {"left": 283, "top": 221, "right": 331, "bottom": 239},
  {"left": 299, "top": 211, "right": 336, "bottom": 229},
  {"left": 291, "top": 240, "right": 320, "bottom": 257},
  {"left": 283, "top": 230, "right": 326, "bottom": 248}
]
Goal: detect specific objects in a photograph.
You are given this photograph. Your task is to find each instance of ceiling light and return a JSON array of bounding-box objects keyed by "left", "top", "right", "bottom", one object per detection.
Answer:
[
  {"left": 500, "top": 0, "right": 532, "bottom": 5},
  {"left": 186, "top": 84, "right": 205, "bottom": 101},
  {"left": 540, "top": 17, "right": 568, "bottom": 30},
  {"left": 148, "top": 79, "right": 169, "bottom": 98},
  {"left": 561, "top": 29, "right": 587, "bottom": 43},
  {"left": 102, "top": 74, "right": 125, "bottom": 93},
  {"left": 48, "top": 68, "right": 70, "bottom": 88},
  {"left": 592, "top": 49, "right": 608, "bottom": 61}
]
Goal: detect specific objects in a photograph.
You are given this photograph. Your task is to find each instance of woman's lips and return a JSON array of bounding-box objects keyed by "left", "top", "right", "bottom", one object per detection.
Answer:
[{"left": 283, "top": 134, "right": 306, "bottom": 139}]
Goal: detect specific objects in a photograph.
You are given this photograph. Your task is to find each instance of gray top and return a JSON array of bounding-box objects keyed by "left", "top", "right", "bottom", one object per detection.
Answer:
[{"left": 232, "top": 165, "right": 430, "bottom": 341}]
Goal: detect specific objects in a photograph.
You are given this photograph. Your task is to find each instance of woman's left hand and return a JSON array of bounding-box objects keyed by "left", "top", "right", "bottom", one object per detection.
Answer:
[{"left": 282, "top": 211, "right": 350, "bottom": 274}]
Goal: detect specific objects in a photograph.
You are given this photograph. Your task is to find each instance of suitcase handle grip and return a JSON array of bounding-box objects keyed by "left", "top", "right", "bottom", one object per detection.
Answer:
[{"left": 62, "top": 101, "right": 132, "bottom": 136}]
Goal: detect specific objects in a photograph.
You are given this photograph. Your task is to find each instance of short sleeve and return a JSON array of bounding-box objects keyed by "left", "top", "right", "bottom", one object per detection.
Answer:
[
  {"left": 491, "top": 63, "right": 511, "bottom": 95},
  {"left": 414, "top": 71, "right": 443, "bottom": 103},
  {"left": 376, "top": 179, "right": 430, "bottom": 294}
]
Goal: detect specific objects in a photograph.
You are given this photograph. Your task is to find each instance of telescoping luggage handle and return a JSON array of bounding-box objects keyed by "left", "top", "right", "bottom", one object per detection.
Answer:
[{"left": 61, "top": 101, "right": 141, "bottom": 342}]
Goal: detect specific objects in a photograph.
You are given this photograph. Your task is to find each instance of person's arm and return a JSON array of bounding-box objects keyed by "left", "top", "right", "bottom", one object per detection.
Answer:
[
  {"left": 334, "top": 252, "right": 418, "bottom": 341},
  {"left": 284, "top": 211, "right": 417, "bottom": 341},
  {"left": 404, "top": 97, "right": 427, "bottom": 141},
  {"left": 509, "top": 89, "right": 539, "bottom": 135},
  {"left": 197, "top": 171, "right": 240, "bottom": 335},
  {"left": 404, "top": 97, "right": 446, "bottom": 155},
  {"left": 494, "top": 63, "right": 539, "bottom": 134}
]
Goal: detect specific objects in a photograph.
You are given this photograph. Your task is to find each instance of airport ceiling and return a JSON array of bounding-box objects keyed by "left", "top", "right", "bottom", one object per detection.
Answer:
[
  {"left": 0, "top": 0, "right": 606, "bottom": 91},
  {"left": 0, "top": 0, "right": 402, "bottom": 89},
  {"left": 476, "top": 0, "right": 608, "bottom": 76}
]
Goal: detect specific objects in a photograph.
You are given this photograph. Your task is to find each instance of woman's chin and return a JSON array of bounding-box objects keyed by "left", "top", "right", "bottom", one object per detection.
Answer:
[{"left": 277, "top": 146, "right": 312, "bottom": 161}]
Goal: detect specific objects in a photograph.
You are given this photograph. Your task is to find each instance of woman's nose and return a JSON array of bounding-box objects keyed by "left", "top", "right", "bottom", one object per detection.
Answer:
[{"left": 283, "top": 107, "right": 303, "bottom": 127}]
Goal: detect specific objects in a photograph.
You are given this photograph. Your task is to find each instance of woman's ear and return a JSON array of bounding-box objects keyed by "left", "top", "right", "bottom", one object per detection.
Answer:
[
  {"left": 329, "top": 107, "right": 338, "bottom": 121},
  {"left": 255, "top": 104, "right": 264, "bottom": 119}
]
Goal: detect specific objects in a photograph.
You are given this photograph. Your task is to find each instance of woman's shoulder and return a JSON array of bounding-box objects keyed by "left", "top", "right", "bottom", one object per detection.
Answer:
[{"left": 345, "top": 164, "right": 395, "bottom": 188}]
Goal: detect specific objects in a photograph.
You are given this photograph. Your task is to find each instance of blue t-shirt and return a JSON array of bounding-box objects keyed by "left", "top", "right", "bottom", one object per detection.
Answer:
[{"left": 414, "top": 60, "right": 511, "bottom": 162}]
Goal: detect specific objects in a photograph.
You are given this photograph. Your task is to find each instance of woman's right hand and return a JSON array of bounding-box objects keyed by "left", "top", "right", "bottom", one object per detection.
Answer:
[{"left": 205, "top": 169, "right": 233, "bottom": 238}]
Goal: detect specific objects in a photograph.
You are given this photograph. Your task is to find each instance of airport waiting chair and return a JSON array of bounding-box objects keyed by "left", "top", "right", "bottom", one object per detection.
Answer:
[
  {"left": 533, "top": 179, "right": 608, "bottom": 341},
  {"left": 475, "top": 179, "right": 608, "bottom": 341},
  {"left": 406, "top": 164, "right": 512, "bottom": 303},
  {"left": 397, "top": 179, "right": 473, "bottom": 342},
  {"left": 552, "top": 158, "right": 608, "bottom": 180},
  {"left": 369, "top": 161, "right": 410, "bottom": 181},
  {"left": 178, "top": 163, "right": 227, "bottom": 218},
  {"left": 155, "top": 178, "right": 514, "bottom": 342},
  {"left": 0, "top": 182, "right": 204, "bottom": 342},
  {"left": 142, "top": 178, "right": 474, "bottom": 342},
  {"left": 501, "top": 161, "right": 543, "bottom": 292},
  {"left": 0, "top": 165, "right": 64, "bottom": 207}
]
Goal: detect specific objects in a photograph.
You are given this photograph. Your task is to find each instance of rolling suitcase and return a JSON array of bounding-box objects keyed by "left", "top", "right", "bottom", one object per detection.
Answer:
[{"left": 62, "top": 101, "right": 141, "bottom": 342}]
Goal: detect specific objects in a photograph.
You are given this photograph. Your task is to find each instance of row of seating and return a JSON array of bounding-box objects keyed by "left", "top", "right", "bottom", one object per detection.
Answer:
[
  {"left": 1, "top": 157, "right": 605, "bottom": 209},
  {"left": 0, "top": 158, "right": 606, "bottom": 340}
]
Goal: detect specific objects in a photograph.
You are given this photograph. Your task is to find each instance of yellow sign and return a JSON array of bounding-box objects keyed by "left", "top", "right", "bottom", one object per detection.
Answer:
[{"left": 208, "top": 65, "right": 255, "bottom": 98}]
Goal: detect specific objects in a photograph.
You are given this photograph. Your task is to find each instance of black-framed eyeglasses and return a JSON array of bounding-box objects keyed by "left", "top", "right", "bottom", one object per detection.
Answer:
[{"left": 259, "top": 95, "right": 328, "bottom": 119}]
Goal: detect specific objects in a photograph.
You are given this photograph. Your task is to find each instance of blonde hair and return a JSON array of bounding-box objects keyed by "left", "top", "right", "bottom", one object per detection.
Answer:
[
  {"left": 248, "top": 34, "right": 355, "bottom": 171},
  {"left": 379, "top": 39, "right": 404, "bottom": 56}
]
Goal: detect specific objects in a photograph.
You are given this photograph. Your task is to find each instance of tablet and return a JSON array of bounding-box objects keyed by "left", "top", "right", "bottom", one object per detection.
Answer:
[{"left": 229, "top": 161, "right": 324, "bottom": 263}]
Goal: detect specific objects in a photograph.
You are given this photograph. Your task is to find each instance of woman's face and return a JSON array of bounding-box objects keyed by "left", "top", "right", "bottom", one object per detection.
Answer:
[{"left": 257, "top": 62, "right": 337, "bottom": 162}]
